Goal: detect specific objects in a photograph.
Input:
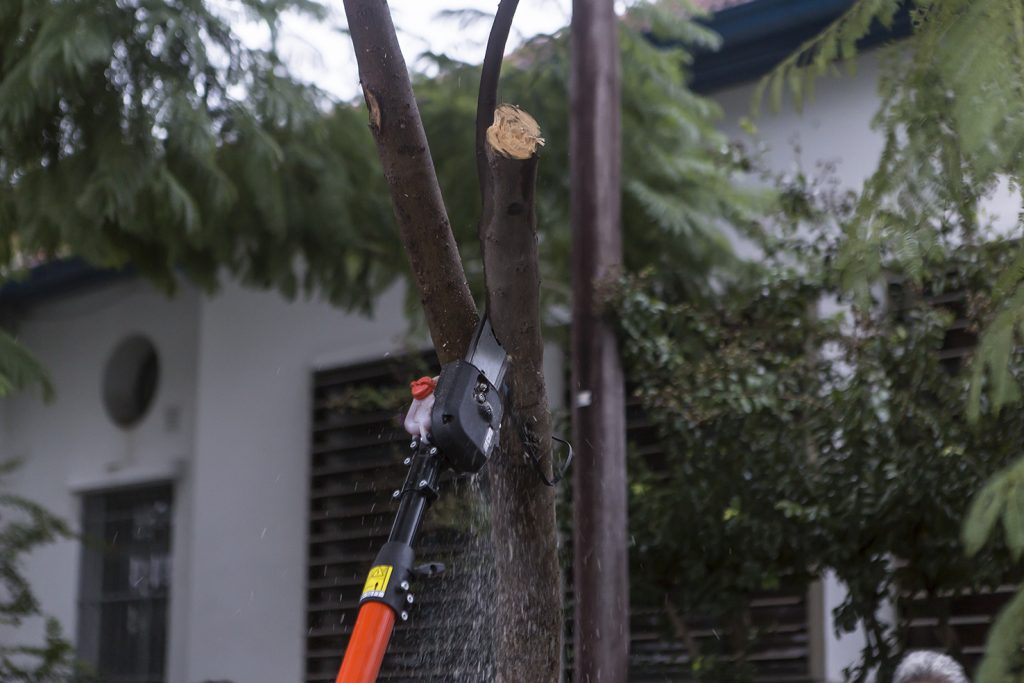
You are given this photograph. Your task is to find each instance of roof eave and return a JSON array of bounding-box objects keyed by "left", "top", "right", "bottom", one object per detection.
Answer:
[{"left": 692, "top": 0, "right": 913, "bottom": 92}]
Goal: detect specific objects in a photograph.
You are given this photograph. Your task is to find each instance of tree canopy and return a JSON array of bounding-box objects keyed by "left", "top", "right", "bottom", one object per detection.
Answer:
[
  {"left": 617, "top": 166, "right": 1024, "bottom": 682},
  {"left": 756, "top": 2, "right": 1024, "bottom": 679},
  {"left": 0, "top": 0, "right": 402, "bottom": 303},
  {"left": 0, "top": 0, "right": 760, "bottom": 390}
]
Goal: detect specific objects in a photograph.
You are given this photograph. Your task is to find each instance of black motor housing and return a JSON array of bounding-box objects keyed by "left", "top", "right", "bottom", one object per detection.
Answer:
[{"left": 430, "top": 359, "right": 505, "bottom": 474}]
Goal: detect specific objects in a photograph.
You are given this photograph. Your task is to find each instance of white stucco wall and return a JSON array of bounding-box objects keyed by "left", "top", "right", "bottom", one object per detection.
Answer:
[
  {"left": 0, "top": 279, "right": 201, "bottom": 682},
  {"left": 183, "top": 280, "right": 410, "bottom": 683},
  {"left": 0, "top": 275, "right": 413, "bottom": 683},
  {"left": 716, "top": 54, "right": 886, "bottom": 189}
]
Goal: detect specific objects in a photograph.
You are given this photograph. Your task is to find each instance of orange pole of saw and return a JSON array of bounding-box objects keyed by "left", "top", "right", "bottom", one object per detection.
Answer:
[{"left": 335, "top": 602, "right": 395, "bottom": 683}]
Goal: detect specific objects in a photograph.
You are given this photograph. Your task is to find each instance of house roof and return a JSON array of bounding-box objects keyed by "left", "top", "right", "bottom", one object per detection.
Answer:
[
  {"left": 0, "top": 0, "right": 911, "bottom": 306},
  {"left": 695, "top": 0, "right": 758, "bottom": 11},
  {"left": 0, "top": 259, "right": 131, "bottom": 306},
  {"left": 689, "top": 0, "right": 911, "bottom": 91}
]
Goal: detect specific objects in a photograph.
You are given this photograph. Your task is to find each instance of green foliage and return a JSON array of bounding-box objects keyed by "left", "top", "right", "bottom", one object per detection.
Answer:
[
  {"left": 974, "top": 586, "right": 1024, "bottom": 683},
  {"left": 415, "top": 0, "right": 765, "bottom": 307},
  {"left": 0, "top": 461, "right": 91, "bottom": 682},
  {"left": 615, "top": 169, "right": 1024, "bottom": 682},
  {"left": 963, "top": 456, "right": 1024, "bottom": 683},
  {"left": 760, "top": 6, "right": 1024, "bottom": 677},
  {"left": 760, "top": 0, "right": 1024, "bottom": 416},
  {"left": 963, "top": 469, "right": 1012, "bottom": 557},
  {"left": 0, "top": 0, "right": 396, "bottom": 308},
  {"left": 968, "top": 284, "right": 1024, "bottom": 421},
  {"left": 754, "top": 0, "right": 902, "bottom": 114},
  {"left": 0, "top": 0, "right": 760, "bottom": 313},
  {"left": 0, "top": 328, "right": 51, "bottom": 399},
  {"left": 0, "top": 0, "right": 765, "bottom": 398}
]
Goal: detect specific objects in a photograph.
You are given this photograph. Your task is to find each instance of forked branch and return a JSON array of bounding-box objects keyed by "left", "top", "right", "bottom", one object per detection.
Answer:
[{"left": 341, "top": 0, "right": 478, "bottom": 363}]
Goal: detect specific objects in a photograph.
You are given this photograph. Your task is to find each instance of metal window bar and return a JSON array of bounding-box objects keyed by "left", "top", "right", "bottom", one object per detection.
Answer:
[{"left": 78, "top": 484, "right": 173, "bottom": 683}]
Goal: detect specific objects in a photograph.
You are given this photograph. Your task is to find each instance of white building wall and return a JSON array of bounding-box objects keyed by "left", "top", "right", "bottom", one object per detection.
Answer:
[
  {"left": 716, "top": 54, "right": 886, "bottom": 192},
  {"left": 0, "top": 275, "right": 413, "bottom": 683},
  {"left": 184, "top": 280, "right": 410, "bottom": 683},
  {"left": 0, "top": 279, "right": 201, "bottom": 683}
]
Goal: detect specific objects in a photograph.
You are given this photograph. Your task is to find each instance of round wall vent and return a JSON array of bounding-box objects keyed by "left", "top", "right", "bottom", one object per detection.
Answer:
[{"left": 102, "top": 335, "right": 160, "bottom": 428}]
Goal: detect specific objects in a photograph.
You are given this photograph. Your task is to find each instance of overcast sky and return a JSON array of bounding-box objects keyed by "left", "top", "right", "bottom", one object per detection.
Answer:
[{"left": 268, "top": 0, "right": 574, "bottom": 100}]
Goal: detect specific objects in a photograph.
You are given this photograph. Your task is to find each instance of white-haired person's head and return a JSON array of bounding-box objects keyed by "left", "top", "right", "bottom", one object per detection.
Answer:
[{"left": 893, "top": 651, "right": 969, "bottom": 683}]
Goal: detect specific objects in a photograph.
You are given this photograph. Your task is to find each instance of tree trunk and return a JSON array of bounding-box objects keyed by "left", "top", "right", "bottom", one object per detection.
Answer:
[
  {"left": 480, "top": 104, "right": 562, "bottom": 682},
  {"left": 341, "top": 0, "right": 478, "bottom": 364},
  {"left": 340, "top": 3, "right": 564, "bottom": 679}
]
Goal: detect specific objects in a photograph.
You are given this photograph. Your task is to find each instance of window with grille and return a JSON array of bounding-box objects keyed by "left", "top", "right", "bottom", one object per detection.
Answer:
[{"left": 78, "top": 484, "right": 173, "bottom": 683}]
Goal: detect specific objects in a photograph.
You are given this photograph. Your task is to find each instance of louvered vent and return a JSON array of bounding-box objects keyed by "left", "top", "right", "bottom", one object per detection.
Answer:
[
  {"left": 898, "top": 585, "right": 1016, "bottom": 671},
  {"left": 562, "top": 395, "right": 811, "bottom": 682},
  {"left": 888, "top": 274, "right": 1011, "bottom": 670},
  {"left": 627, "top": 594, "right": 812, "bottom": 682},
  {"left": 305, "top": 356, "right": 496, "bottom": 683},
  {"left": 308, "top": 357, "right": 810, "bottom": 682},
  {"left": 623, "top": 394, "right": 813, "bottom": 682}
]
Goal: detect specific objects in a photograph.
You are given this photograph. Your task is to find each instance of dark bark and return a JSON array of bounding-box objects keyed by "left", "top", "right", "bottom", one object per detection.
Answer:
[
  {"left": 341, "top": 0, "right": 478, "bottom": 363},
  {"left": 476, "top": 0, "right": 519, "bottom": 210},
  {"left": 664, "top": 595, "right": 702, "bottom": 661},
  {"left": 480, "top": 106, "right": 561, "bottom": 683},
  {"left": 570, "top": 0, "right": 629, "bottom": 680},
  {"left": 730, "top": 605, "right": 754, "bottom": 667},
  {"left": 340, "top": 3, "right": 563, "bottom": 679}
]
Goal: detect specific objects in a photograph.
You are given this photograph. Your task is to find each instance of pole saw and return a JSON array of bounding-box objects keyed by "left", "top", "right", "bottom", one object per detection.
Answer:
[{"left": 335, "top": 316, "right": 517, "bottom": 683}]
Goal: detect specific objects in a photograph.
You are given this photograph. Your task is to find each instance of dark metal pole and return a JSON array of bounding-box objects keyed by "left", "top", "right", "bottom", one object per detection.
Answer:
[{"left": 570, "top": 0, "right": 629, "bottom": 680}]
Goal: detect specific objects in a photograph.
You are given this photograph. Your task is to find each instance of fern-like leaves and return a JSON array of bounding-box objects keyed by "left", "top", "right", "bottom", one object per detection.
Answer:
[
  {"left": 0, "top": 330, "right": 51, "bottom": 400},
  {"left": 753, "top": 0, "right": 902, "bottom": 114}
]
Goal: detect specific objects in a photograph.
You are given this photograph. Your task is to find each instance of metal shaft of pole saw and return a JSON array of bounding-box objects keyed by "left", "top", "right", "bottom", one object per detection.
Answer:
[
  {"left": 337, "top": 316, "right": 508, "bottom": 682},
  {"left": 335, "top": 440, "right": 440, "bottom": 683}
]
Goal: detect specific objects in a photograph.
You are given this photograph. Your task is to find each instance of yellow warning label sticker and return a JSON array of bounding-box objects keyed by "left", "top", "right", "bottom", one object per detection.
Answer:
[{"left": 361, "top": 565, "right": 393, "bottom": 600}]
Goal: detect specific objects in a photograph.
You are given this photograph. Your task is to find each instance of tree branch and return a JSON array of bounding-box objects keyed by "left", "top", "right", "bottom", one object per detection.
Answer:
[
  {"left": 341, "top": 0, "right": 478, "bottom": 363},
  {"left": 664, "top": 595, "right": 702, "bottom": 662},
  {"left": 476, "top": 0, "right": 520, "bottom": 210},
  {"left": 475, "top": 6, "right": 561, "bottom": 680}
]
